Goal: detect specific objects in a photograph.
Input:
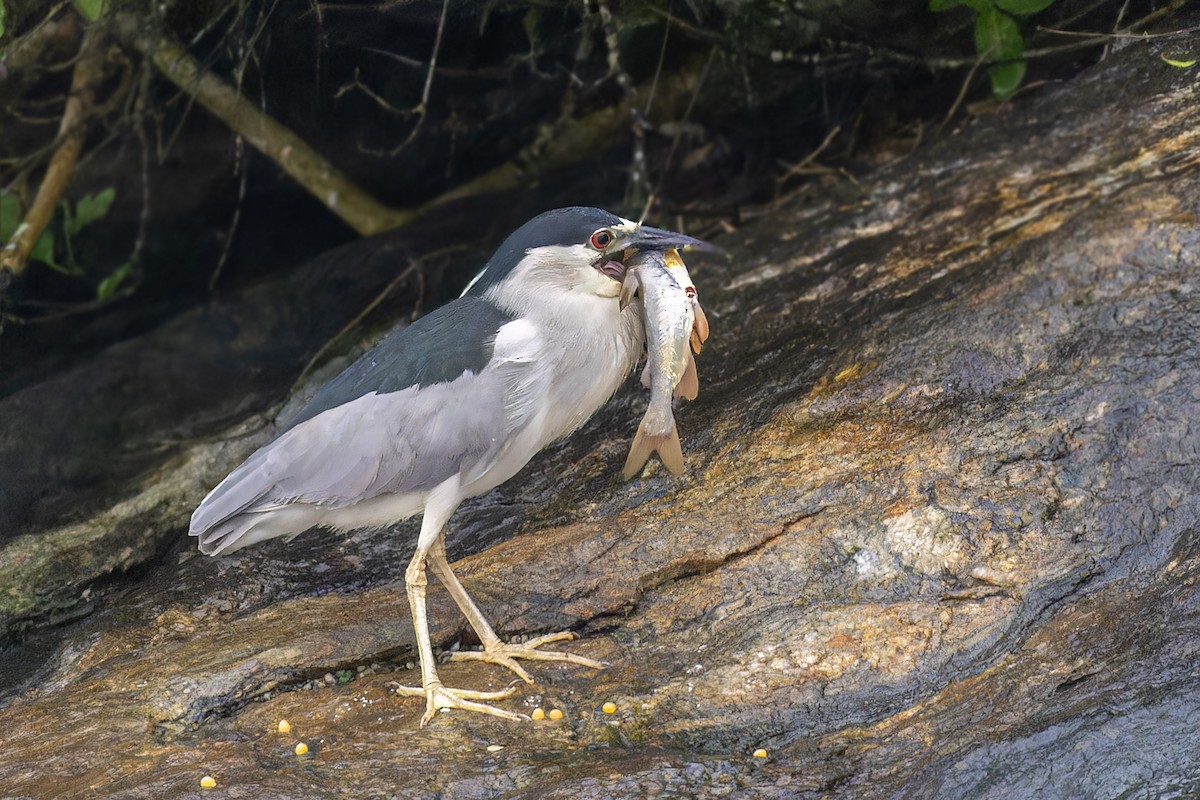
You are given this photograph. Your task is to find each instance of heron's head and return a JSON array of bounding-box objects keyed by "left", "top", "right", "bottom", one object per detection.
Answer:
[{"left": 464, "top": 207, "right": 708, "bottom": 307}]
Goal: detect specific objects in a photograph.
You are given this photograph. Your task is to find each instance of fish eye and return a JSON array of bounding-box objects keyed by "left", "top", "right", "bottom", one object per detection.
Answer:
[{"left": 589, "top": 229, "right": 613, "bottom": 250}]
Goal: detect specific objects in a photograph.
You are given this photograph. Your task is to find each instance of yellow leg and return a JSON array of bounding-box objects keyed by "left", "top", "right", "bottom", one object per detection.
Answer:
[
  {"left": 389, "top": 538, "right": 522, "bottom": 725},
  {"left": 427, "top": 529, "right": 607, "bottom": 683}
]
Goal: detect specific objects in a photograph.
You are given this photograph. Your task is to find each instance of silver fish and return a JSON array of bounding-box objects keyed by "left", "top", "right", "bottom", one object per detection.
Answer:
[{"left": 619, "top": 248, "right": 710, "bottom": 479}]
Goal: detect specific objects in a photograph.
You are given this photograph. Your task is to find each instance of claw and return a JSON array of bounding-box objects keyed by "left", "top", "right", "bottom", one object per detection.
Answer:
[
  {"left": 389, "top": 680, "right": 524, "bottom": 726},
  {"left": 448, "top": 631, "right": 608, "bottom": 683}
]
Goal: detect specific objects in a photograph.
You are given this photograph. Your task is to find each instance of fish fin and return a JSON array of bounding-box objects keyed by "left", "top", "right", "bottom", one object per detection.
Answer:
[
  {"left": 658, "top": 425, "right": 685, "bottom": 475},
  {"left": 623, "top": 429, "right": 655, "bottom": 480},
  {"left": 623, "top": 421, "right": 686, "bottom": 480},
  {"left": 690, "top": 301, "right": 710, "bottom": 354},
  {"left": 675, "top": 352, "right": 699, "bottom": 400},
  {"left": 657, "top": 424, "right": 686, "bottom": 474},
  {"left": 619, "top": 270, "right": 640, "bottom": 311}
]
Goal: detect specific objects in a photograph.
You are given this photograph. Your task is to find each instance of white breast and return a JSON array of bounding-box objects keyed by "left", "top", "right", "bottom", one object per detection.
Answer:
[{"left": 464, "top": 273, "right": 645, "bottom": 497}]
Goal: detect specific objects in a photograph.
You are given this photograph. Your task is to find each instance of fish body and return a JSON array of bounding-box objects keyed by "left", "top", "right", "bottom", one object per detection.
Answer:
[{"left": 619, "top": 248, "right": 710, "bottom": 479}]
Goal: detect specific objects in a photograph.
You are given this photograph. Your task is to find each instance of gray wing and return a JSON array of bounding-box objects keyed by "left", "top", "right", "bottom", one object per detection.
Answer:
[
  {"left": 190, "top": 307, "right": 548, "bottom": 550},
  {"left": 190, "top": 372, "right": 508, "bottom": 531},
  {"left": 283, "top": 295, "right": 513, "bottom": 431}
]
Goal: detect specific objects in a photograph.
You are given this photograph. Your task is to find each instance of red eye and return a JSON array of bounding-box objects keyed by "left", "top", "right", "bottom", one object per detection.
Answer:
[{"left": 590, "top": 229, "right": 613, "bottom": 249}]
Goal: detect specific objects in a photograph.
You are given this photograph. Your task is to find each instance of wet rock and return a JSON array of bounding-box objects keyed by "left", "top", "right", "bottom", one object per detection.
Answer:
[{"left": 2, "top": 31, "right": 1200, "bottom": 800}]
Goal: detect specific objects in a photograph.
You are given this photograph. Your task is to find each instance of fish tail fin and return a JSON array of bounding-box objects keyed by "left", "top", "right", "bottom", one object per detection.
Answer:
[{"left": 623, "top": 408, "right": 685, "bottom": 480}]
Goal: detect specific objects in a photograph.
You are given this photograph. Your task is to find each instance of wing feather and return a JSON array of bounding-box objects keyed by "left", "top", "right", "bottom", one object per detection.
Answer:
[
  {"left": 190, "top": 317, "right": 550, "bottom": 543},
  {"left": 191, "top": 372, "right": 509, "bottom": 534}
]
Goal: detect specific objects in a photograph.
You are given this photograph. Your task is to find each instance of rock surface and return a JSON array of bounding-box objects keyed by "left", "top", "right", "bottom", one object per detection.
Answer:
[{"left": 2, "top": 34, "right": 1200, "bottom": 799}]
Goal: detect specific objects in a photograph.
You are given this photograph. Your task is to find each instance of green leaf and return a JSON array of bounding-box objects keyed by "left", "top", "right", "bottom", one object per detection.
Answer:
[
  {"left": 2, "top": 193, "right": 70, "bottom": 274},
  {"left": 974, "top": 6, "right": 1026, "bottom": 97},
  {"left": 72, "top": 0, "right": 103, "bottom": 21},
  {"left": 30, "top": 230, "right": 84, "bottom": 275},
  {"left": 987, "top": 60, "right": 1027, "bottom": 97},
  {"left": 69, "top": 187, "right": 116, "bottom": 236},
  {"left": 930, "top": 0, "right": 993, "bottom": 11},
  {"left": 1161, "top": 54, "right": 1198, "bottom": 68},
  {"left": 994, "top": 0, "right": 1055, "bottom": 14},
  {"left": 96, "top": 261, "right": 131, "bottom": 300},
  {"left": 30, "top": 231, "right": 55, "bottom": 266},
  {"left": 974, "top": 6, "right": 1024, "bottom": 60}
]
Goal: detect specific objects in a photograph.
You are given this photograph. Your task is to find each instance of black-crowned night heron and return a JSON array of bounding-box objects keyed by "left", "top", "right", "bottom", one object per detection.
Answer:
[{"left": 189, "top": 207, "right": 706, "bottom": 725}]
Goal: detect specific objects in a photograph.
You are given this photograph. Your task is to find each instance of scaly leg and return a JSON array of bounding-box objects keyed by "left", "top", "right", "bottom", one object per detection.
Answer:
[
  {"left": 427, "top": 528, "right": 607, "bottom": 683},
  {"left": 390, "top": 511, "right": 522, "bottom": 725}
]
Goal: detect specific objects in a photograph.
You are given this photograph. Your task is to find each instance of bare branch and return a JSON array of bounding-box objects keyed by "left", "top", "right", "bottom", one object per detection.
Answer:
[
  {"left": 336, "top": 0, "right": 449, "bottom": 158},
  {"left": 0, "top": 24, "right": 105, "bottom": 286},
  {"left": 117, "top": 20, "right": 413, "bottom": 237}
]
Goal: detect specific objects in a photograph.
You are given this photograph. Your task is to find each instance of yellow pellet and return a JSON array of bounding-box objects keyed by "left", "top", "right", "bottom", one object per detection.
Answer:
[
  {"left": 548, "top": 708, "right": 564, "bottom": 720},
  {"left": 199, "top": 776, "right": 217, "bottom": 788},
  {"left": 277, "top": 719, "right": 292, "bottom": 734},
  {"left": 753, "top": 748, "right": 768, "bottom": 759},
  {"left": 486, "top": 744, "right": 504, "bottom": 752},
  {"left": 602, "top": 701, "right": 617, "bottom": 715},
  {"left": 294, "top": 742, "right": 309, "bottom": 756},
  {"left": 531, "top": 707, "right": 546, "bottom": 721}
]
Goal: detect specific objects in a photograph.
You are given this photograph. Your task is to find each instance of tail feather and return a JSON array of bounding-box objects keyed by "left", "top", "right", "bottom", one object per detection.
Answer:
[
  {"left": 194, "top": 505, "right": 323, "bottom": 556},
  {"left": 623, "top": 417, "right": 685, "bottom": 480},
  {"left": 197, "top": 515, "right": 264, "bottom": 556}
]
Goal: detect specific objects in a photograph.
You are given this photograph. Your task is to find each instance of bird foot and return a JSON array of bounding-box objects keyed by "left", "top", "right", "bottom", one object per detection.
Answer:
[
  {"left": 448, "top": 631, "right": 608, "bottom": 684},
  {"left": 389, "top": 679, "right": 524, "bottom": 726}
]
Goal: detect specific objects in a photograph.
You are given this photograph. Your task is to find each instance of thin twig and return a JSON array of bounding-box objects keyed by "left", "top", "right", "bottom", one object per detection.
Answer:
[
  {"left": 643, "top": 0, "right": 673, "bottom": 117},
  {"left": 1105, "top": 0, "right": 1132, "bottom": 60},
  {"left": 594, "top": 0, "right": 643, "bottom": 212},
  {"left": 596, "top": 0, "right": 633, "bottom": 94},
  {"left": 334, "top": 67, "right": 404, "bottom": 111},
  {"left": 305, "top": 0, "right": 326, "bottom": 87},
  {"left": 939, "top": 47, "right": 990, "bottom": 132},
  {"left": 209, "top": 1, "right": 275, "bottom": 292},
  {"left": 293, "top": 262, "right": 418, "bottom": 388},
  {"left": 632, "top": 7, "right": 675, "bottom": 215},
  {"left": 772, "top": 37, "right": 1104, "bottom": 71},
  {"left": 292, "top": 246, "right": 468, "bottom": 389},
  {"left": 340, "top": 0, "right": 449, "bottom": 157},
  {"left": 776, "top": 123, "right": 843, "bottom": 182},
  {"left": 359, "top": 46, "right": 510, "bottom": 81},
  {"left": 187, "top": 0, "right": 244, "bottom": 49},
  {"left": 640, "top": 45, "right": 717, "bottom": 224},
  {"left": 209, "top": 119, "right": 247, "bottom": 291},
  {"left": 420, "top": 0, "right": 450, "bottom": 112},
  {"left": 1038, "top": 22, "right": 1200, "bottom": 39},
  {"left": 130, "top": 64, "right": 153, "bottom": 276}
]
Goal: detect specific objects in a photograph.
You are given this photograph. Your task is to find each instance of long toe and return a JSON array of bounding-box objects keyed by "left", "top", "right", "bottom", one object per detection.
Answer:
[
  {"left": 388, "top": 681, "right": 525, "bottom": 726},
  {"left": 448, "top": 630, "right": 609, "bottom": 682}
]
